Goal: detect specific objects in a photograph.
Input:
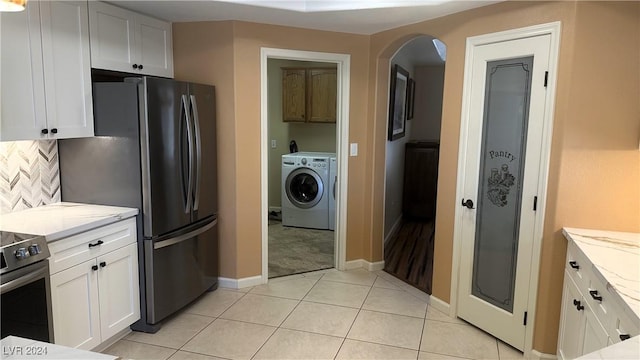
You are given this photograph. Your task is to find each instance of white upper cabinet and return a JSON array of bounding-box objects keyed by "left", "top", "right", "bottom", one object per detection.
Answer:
[
  {"left": 89, "top": 1, "right": 174, "bottom": 78},
  {"left": 1, "top": 1, "right": 94, "bottom": 141}
]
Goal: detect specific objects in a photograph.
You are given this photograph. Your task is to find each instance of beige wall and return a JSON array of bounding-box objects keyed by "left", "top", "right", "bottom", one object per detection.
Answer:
[
  {"left": 174, "top": 21, "right": 370, "bottom": 278},
  {"left": 411, "top": 65, "right": 444, "bottom": 141},
  {"left": 267, "top": 59, "right": 337, "bottom": 209},
  {"left": 174, "top": 1, "right": 639, "bottom": 353},
  {"left": 173, "top": 21, "right": 239, "bottom": 277},
  {"left": 367, "top": 0, "right": 640, "bottom": 354}
]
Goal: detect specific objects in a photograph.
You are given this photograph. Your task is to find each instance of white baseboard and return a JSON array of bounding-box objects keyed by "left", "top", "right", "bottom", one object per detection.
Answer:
[
  {"left": 531, "top": 350, "right": 557, "bottom": 360},
  {"left": 219, "top": 275, "right": 264, "bottom": 289},
  {"left": 344, "top": 259, "right": 364, "bottom": 270},
  {"left": 429, "top": 295, "right": 450, "bottom": 315},
  {"left": 344, "top": 259, "right": 385, "bottom": 271},
  {"left": 367, "top": 261, "right": 385, "bottom": 271},
  {"left": 91, "top": 327, "right": 131, "bottom": 353}
]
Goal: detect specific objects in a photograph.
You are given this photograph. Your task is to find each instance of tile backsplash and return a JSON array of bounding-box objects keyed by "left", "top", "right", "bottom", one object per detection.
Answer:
[{"left": 0, "top": 140, "right": 60, "bottom": 214}]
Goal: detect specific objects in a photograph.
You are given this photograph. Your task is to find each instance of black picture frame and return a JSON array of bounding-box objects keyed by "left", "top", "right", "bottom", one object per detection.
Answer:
[
  {"left": 407, "top": 78, "right": 416, "bottom": 120},
  {"left": 388, "top": 64, "right": 409, "bottom": 141}
]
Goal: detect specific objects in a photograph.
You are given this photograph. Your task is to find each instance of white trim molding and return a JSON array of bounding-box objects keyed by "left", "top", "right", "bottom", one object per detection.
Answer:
[
  {"left": 219, "top": 275, "right": 263, "bottom": 289},
  {"left": 260, "top": 48, "right": 351, "bottom": 284},
  {"left": 450, "top": 21, "right": 562, "bottom": 359},
  {"left": 429, "top": 295, "right": 451, "bottom": 315},
  {"left": 531, "top": 350, "right": 557, "bottom": 360},
  {"left": 344, "top": 259, "right": 385, "bottom": 271}
]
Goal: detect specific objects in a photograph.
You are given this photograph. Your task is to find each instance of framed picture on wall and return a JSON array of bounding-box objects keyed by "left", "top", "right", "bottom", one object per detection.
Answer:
[
  {"left": 388, "top": 64, "right": 409, "bottom": 141},
  {"left": 407, "top": 78, "right": 416, "bottom": 120}
]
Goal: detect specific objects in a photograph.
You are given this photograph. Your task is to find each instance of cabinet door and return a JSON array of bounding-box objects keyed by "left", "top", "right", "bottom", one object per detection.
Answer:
[
  {"left": 40, "top": 0, "right": 94, "bottom": 139},
  {"left": 50, "top": 259, "right": 101, "bottom": 350},
  {"left": 582, "top": 308, "right": 610, "bottom": 355},
  {"left": 135, "top": 13, "right": 174, "bottom": 78},
  {"left": 97, "top": 243, "right": 140, "bottom": 340},
  {"left": 88, "top": 1, "right": 136, "bottom": 73},
  {"left": 282, "top": 69, "right": 307, "bottom": 122},
  {"left": 308, "top": 68, "right": 337, "bottom": 123},
  {"left": 557, "top": 272, "right": 585, "bottom": 360},
  {"left": 0, "top": 1, "right": 47, "bottom": 141}
]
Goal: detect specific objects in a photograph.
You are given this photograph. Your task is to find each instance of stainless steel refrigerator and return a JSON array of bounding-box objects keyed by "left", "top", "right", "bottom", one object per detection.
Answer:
[{"left": 59, "top": 77, "right": 218, "bottom": 332}]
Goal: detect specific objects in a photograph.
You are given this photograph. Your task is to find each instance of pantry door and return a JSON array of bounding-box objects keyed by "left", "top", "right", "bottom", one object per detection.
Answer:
[{"left": 456, "top": 33, "right": 553, "bottom": 351}]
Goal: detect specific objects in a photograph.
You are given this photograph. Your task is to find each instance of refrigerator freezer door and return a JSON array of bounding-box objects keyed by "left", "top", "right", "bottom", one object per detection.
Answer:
[
  {"left": 144, "top": 217, "right": 218, "bottom": 324},
  {"left": 188, "top": 83, "right": 217, "bottom": 221},
  {"left": 140, "top": 77, "right": 192, "bottom": 238}
]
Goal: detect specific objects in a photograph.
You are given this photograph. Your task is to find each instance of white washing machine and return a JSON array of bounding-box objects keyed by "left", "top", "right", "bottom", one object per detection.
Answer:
[
  {"left": 328, "top": 156, "right": 337, "bottom": 231},
  {"left": 281, "top": 152, "right": 334, "bottom": 229}
]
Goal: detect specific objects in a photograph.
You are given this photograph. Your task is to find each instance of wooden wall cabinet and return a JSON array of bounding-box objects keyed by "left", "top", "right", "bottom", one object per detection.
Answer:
[{"left": 282, "top": 68, "right": 337, "bottom": 123}]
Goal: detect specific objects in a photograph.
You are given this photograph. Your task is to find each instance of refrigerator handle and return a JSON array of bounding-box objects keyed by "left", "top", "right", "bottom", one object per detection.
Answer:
[
  {"left": 153, "top": 218, "right": 217, "bottom": 250},
  {"left": 190, "top": 95, "right": 202, "bottom": 211},
  {"left": 181, "top": 95, "right": 194, "bottom": 214}
]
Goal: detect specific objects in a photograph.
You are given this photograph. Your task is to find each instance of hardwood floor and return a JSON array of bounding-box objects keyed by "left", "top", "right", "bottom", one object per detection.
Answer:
[{"left": 384, "top": 219, "right": 435, "bottom": 294}]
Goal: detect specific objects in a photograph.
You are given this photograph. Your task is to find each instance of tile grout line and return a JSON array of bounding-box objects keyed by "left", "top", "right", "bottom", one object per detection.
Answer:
[
  {"left": 416, "top": 304, "right": 428, "bottom": 359},
  {"left": 332, "top": 273, "right": 378, "bottom": 359},
  {"left": 249, "top": 271, "right": 328, "bottom": 359},
  {"left": 174, "top": 290, "right": 248, "bottom": 358},
  {"left": 172, "top": 314, "right": 217, "bottom": 355}
]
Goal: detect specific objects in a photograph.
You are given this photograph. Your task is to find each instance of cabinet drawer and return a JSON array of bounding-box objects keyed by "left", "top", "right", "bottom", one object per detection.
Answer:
[
  {"left": 565, "top": 241, "right": 591, "bottom": 290},
  {"left": 584, "top": 273, "right": 615, "bottom": 332},
  {"left": 49, "top": 218, "right": 136, "bottom": 274},
  {"left": 607, "top": 298, "right": 640, "bottom": 344}
]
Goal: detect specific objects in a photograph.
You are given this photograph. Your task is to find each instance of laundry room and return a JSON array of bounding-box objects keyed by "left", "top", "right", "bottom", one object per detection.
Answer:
[{"left": 266, "top": 58, "right": 338, "bottom": 278}]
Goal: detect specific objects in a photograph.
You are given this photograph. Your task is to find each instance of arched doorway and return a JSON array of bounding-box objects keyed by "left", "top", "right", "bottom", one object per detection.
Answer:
[{"left": 379, "top": 35, "right": 447, "bottom": 293}]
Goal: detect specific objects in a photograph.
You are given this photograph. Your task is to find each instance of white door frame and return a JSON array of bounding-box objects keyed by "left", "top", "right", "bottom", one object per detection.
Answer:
[
  {"left": 260, "top": 47, "right": 351, "bottom": 284},
  {"left": 450, "top": 22, "right": 561, "bottom": 357}
]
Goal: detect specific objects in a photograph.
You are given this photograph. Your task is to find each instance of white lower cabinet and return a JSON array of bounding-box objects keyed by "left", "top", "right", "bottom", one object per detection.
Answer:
[
  {"left": 558, "top": 273, "right": 585, "bottom": 360},
  {"left": 50, "top": 258, "right": 101, "bottom": 350},
  {"left": 582, "top": 308, "right": 609, "bottom": 355},
  {"left": 49, "top": 219, "right": 140, "bottom": 350},
  {"left": 557, "top": 241, "right": 639, "bottom": 359}
]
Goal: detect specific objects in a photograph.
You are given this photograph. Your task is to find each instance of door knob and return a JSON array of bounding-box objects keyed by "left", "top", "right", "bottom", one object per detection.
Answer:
[{"left": 461, "top": 199, "right": 475, "bottom": 209}]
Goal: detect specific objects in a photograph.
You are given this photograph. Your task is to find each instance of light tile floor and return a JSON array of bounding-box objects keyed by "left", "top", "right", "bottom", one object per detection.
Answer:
[{"left": 103, "top": 269, "right": 525, "bottom": 360}]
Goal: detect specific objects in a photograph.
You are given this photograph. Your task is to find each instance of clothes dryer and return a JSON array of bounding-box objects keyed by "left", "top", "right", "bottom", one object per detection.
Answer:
[
  {"left": 281, "top": 152, "right": 333, "bottom": 229},
  {"left": 328, "top": 156, "right": 337, "bottom": 231}
]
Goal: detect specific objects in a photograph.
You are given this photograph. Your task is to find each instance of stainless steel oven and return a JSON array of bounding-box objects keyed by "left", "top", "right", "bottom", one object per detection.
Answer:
[{"left": 0, "top": 232, "right": 53, "bottom": 342}]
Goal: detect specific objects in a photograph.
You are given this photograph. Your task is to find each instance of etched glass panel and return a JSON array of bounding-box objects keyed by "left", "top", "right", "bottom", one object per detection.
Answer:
[{"left": 472, "top": 57, "right": 534, "bottom": 313}]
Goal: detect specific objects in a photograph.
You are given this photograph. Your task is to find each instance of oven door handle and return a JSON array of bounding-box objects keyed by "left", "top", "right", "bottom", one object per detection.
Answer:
[{"left": 0, "top": 263, "right": 48, "bottom": 294}]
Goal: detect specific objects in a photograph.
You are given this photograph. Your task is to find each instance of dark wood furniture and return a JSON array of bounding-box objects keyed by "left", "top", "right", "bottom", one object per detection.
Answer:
[{"left": 403, "top": 141, "right": 439, "bottom": 220}]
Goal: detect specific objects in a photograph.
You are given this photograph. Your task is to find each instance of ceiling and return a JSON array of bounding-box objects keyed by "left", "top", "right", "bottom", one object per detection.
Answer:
[{"left": 109, "top": 0, "right": 500, "bottom": 35}]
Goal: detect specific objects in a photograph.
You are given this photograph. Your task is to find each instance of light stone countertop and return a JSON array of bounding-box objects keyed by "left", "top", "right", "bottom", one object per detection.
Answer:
[
  {"left": 563, "top": 227, "right": 640, "bottom": 322},
  {"left": 563, "top": 228, "right": 640, "bottom": 360},
  {"left": 0, "top": 202, "right": 138, "bottom": 242},
  {"left": 0, "top": 336, "right": 117, "bottom": 359},
  {"left": 577, "top": 334, "right": 640, "bottom": 360}
]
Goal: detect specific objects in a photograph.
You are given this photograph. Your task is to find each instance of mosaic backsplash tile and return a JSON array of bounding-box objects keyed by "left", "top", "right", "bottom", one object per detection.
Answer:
[{"left": 0, "top": 140, "right": 60, "bottom": 214}]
